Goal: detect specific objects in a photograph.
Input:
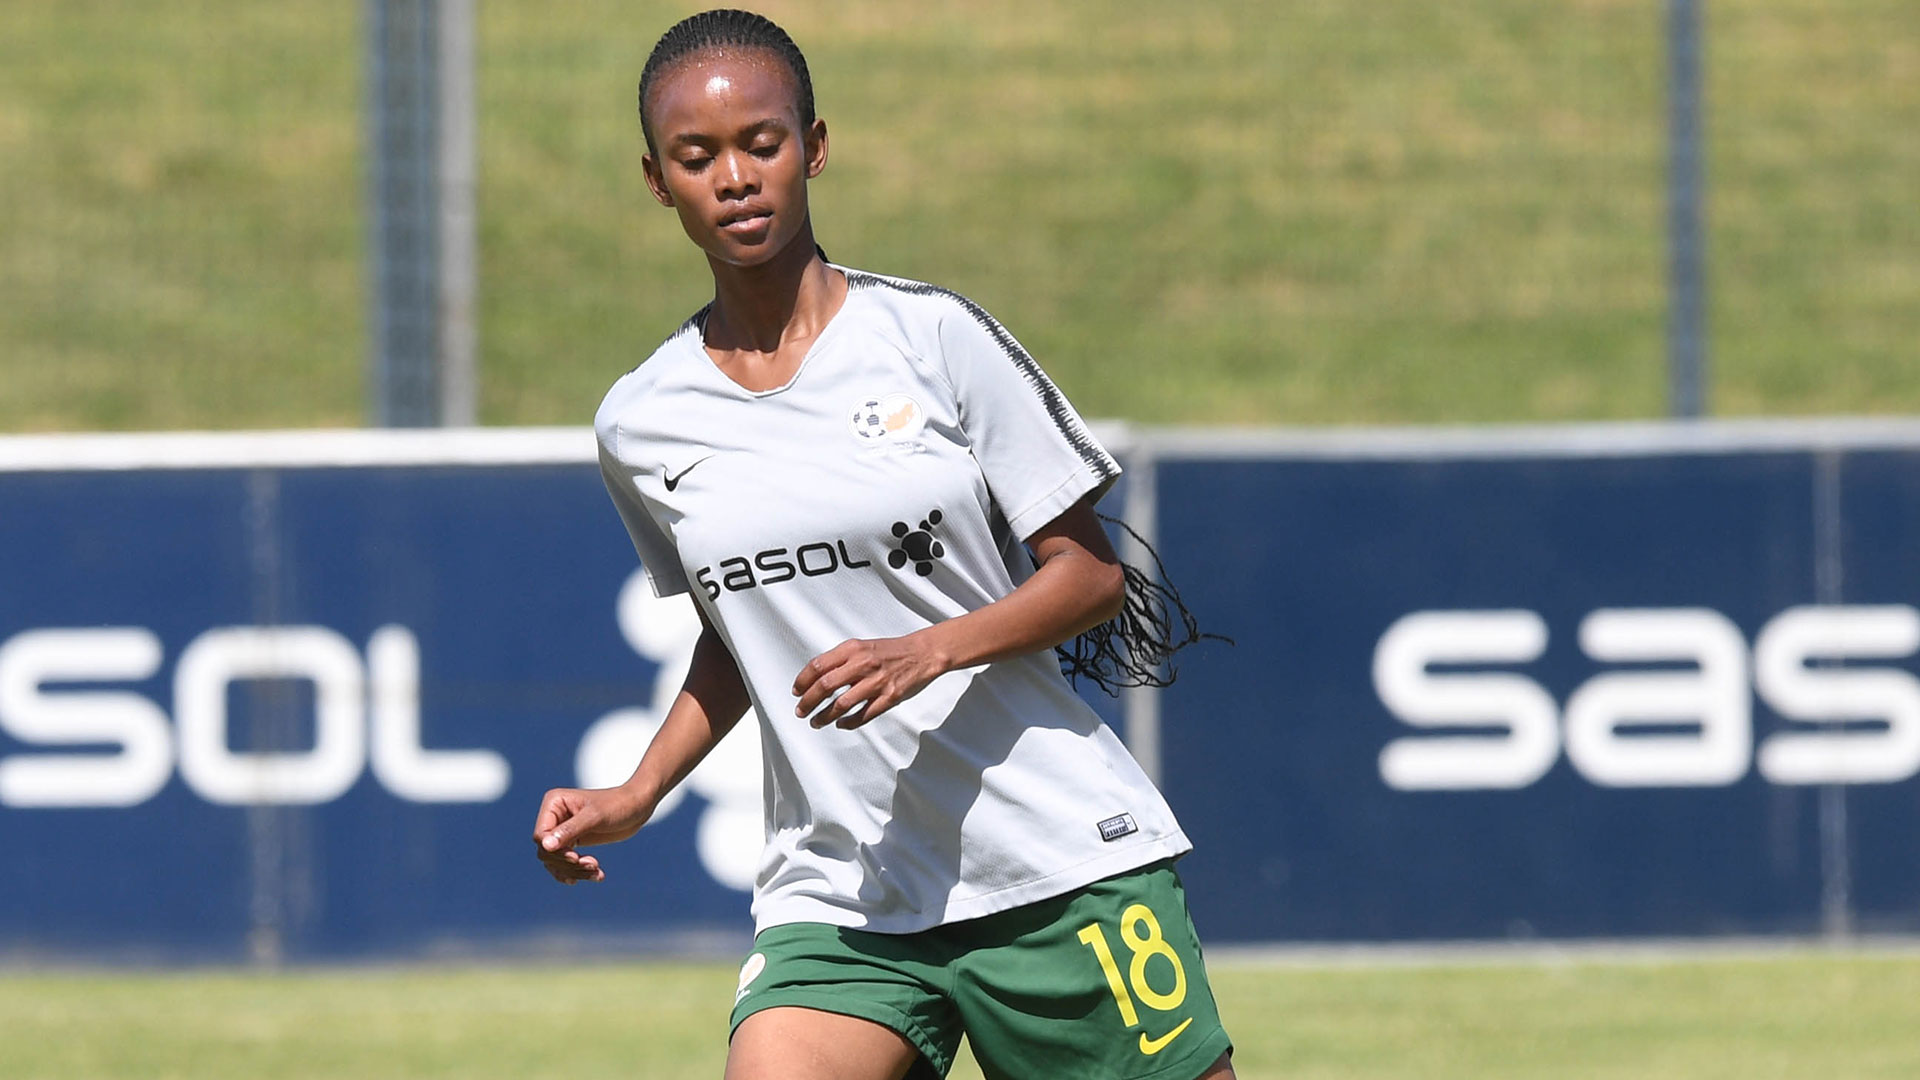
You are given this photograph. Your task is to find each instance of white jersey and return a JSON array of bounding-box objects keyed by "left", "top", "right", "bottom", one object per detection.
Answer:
[{"left": 595, "top": 267, "right": 1191, "bottom": 934}]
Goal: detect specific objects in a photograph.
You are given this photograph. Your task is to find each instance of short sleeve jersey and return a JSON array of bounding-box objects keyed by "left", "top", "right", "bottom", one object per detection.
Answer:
[{"left": 595, "top": 267, "right": 1191, "bottom": 934}]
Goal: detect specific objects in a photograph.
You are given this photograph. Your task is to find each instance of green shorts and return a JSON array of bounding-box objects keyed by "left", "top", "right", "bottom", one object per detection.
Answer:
[{"left": 729, "top": 858, "right": 1232, "bottom": 1080}]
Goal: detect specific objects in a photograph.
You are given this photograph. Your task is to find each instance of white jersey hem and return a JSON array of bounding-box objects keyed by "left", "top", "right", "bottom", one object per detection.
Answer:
[{"left": 751, "top": 831, "right": 1193, "bottom": 936}]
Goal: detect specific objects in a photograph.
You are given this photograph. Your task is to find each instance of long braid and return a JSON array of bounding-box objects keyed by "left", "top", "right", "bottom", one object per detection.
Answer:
[
  {"left": 1055, "top": 514, "right": 1233, "bottom": 694},
  {"left": 637, "top": 10, "right": 815, "bottom": 153}
]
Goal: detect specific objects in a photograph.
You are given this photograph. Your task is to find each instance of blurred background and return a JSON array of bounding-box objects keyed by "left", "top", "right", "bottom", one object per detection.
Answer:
[
  {"left": 4, "top": 0, "right": 1914, "bottom": 431},
  {"left": 2, "top": 3, "right": 1918, "bottom": 1078}
]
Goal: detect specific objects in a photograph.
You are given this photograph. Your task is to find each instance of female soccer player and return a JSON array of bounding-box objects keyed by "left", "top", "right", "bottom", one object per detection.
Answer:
[{"left": 532, "top": 10, "right": 1234, "bottom": 1080}]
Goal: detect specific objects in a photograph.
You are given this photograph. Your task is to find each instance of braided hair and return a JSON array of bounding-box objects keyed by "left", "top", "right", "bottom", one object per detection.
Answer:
[
  {"left": 1056, "top": 514, "right": 1232, "bottom": 694},
  {"left": 637, "top": 9, "right": 815, "bottom": 154}
]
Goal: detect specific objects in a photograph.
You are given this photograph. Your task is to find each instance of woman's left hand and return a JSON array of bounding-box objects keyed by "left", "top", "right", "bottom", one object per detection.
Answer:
[{"left": 792, "top": 635, "right": 946, "bottom": 729}]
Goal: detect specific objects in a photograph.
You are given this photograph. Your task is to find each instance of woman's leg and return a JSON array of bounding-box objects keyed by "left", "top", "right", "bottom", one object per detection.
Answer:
[{"left": 725, "top": 1005, "right": 926, "bottom": 1080}]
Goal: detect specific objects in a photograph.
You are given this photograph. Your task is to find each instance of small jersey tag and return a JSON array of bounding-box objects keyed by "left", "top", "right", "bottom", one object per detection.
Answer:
[{"left": 1097, "top": 813, "right": 1138, "bottom": 842}]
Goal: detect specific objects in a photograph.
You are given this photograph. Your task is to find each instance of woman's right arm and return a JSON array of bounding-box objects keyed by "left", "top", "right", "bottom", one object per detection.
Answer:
[{"left": 532, "top": 610, "right": 751, "bottom": 883}]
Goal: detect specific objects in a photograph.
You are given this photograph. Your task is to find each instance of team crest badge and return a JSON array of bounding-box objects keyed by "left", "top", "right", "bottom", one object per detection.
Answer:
[{"left": 849, "top": 393, "right": 925, "bottom": 443}]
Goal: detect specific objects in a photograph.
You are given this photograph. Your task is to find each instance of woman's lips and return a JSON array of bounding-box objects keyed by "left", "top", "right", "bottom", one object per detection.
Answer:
[{"left": 720, "top": 209, "right": 772, "bottom": 236}]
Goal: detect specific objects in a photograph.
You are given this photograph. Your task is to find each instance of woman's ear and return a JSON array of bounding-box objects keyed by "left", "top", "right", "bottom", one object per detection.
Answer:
[
  {"left": 805, "top": 119, "right": 829, "bottom": 180},
  {"left": 641, "top": 153, "right": 675, "bottom": 208}
]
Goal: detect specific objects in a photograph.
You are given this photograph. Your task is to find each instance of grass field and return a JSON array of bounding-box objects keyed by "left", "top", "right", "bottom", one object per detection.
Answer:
[
  {"left": 3, "top": 950, "right": 1918, "bottom": 1079},
  {"left": 1, "top": 1, "right": 1915, "bottom": 431}
]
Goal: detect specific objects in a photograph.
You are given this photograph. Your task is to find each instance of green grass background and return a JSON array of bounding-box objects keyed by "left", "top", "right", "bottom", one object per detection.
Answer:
[
  {"left": 3, "top": 953, "right": 1917, "bottom": 1079},
  {"left": 0, "top": 1, "right": 1914, "bottom": 431}
]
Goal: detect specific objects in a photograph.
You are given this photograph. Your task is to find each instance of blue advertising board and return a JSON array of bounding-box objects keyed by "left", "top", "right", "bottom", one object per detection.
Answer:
[
  {"left": 1153, "top": 427, "right": 1920, "bottom": 942},
  {"left": 0, "top": 452, "right": 747, "bottom": 961},
  {"left": 1, "top": 423, "right": 1916, "bottom": 959}
]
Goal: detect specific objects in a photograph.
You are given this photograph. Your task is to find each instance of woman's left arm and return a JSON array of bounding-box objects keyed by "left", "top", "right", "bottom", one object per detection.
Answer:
[{"left": 791, "top": 496, "right": 1122, "bottom": 729}]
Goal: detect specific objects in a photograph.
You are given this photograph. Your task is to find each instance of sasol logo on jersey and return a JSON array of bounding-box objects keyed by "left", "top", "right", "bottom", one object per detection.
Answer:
[
  {"left": 1373, "top": 605, "right": 1920, "bottom": 791},
  {"left": 694, "top": 509, "right": 947, "bottom": 599},
  {"left": 887, "top": 511, "right": 945, "bottom": 576},
  {"left": 695, "top": 540, "right": 874, "bottom": 600}
]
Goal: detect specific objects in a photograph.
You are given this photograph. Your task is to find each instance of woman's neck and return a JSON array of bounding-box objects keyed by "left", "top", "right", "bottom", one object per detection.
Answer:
[{"left": 703, "top": 222, "right": 841, "bottom": 355}]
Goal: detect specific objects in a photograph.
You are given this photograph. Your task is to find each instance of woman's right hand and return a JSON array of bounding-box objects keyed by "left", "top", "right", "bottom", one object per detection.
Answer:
[
  {"left": 532, "top": 785, "right": 653, "bottom": 885},
  {"left": 534, "top": 614, "right": 749, "bottom": 886}
]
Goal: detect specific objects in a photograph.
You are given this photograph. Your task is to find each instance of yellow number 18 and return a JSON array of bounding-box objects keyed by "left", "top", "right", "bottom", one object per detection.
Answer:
[{"left": 1076, "top": 902, "right": 1189, "bottom": 1026}]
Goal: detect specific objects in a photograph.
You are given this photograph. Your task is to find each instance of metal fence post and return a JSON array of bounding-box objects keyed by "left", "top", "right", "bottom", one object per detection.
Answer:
[
  {"left": 437, "top": 0, "right": 478, "bottom": 427},
  {"left": 1667, "top": 0, "right": 1707, "bottom": 418},
  {"left": 367, "top": 0, "right": 477, "bottom": 428},
  {"left": 1121, "top": 440, "right": 1164, "bottom": 784}
]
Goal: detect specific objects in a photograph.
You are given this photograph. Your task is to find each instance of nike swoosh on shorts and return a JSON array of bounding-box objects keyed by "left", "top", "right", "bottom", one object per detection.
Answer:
[{"left": 1138, "top": 1017, "right": 1194, "bottom": 1056}]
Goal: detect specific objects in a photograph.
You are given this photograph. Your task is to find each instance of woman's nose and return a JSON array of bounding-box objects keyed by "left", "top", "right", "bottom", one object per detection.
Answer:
[{"left": 716, "top": 151, "right": 756, "bottom": 199}]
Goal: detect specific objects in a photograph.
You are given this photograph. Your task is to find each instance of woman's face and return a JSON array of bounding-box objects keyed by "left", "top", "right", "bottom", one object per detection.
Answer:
[{"left": 641, "top": 51, "right": 826, "bottom": 268}]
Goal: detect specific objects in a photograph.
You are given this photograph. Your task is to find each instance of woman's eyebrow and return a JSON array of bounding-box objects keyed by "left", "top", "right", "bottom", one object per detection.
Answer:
[
  {"left": 734, "top": 118, "right": 790, "bottom": 138},
  {"left": 667, "top": 118, "right": 790, "bottom": 147}
]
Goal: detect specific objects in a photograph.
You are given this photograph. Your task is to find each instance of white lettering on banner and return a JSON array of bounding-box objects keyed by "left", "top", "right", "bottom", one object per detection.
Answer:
[
  {"left": 1374, "top": 611, "right": 1559, "bottom": 790},
  {"left": 1754, "top": 606, "right": 1920, "bottom": 785},
  {"left": 0, "top": 628, "right": 173, "bottom": 808},
  {"left": 1563, "top": 609, "right": 1750, "bottom": 787},
  {"left": 0, "top": 623, "right": 509, "bottom": 808},
  {"left": 369, "top": 625, "right": 510, "bottom": 802},
  {"left": 573, "top": 570, "right": 764, "bottom": 892},
  {"left": 175, "top": 627, "right": 367, "bottom": 805},
  {"left": 1376, "top": 605, "right": 1920, "bottom": 791}
]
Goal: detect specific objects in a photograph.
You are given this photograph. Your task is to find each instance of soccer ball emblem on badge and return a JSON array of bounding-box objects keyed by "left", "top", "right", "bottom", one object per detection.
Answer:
[
  {"left": 849, "top": 393, "right": 923, "bottom": 442},
  {"left": 851, "top": 399, "right": 889, "bottom": 439}
]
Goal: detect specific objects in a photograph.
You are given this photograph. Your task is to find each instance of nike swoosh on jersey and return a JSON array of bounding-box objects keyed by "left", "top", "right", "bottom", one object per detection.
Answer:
[
  {"left": 1137, "top": 1017, "right": 1194, "bottom": 1056},
  {"left": 663, "top": 454, "right": 716, "bottom": 492}
]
